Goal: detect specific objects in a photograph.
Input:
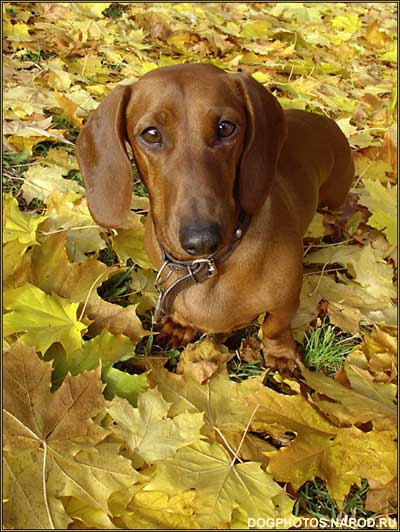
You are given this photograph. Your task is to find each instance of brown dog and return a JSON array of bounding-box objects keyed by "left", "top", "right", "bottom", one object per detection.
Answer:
[{"left": 76, "top": 63, "right": 354, "bottom": 371}]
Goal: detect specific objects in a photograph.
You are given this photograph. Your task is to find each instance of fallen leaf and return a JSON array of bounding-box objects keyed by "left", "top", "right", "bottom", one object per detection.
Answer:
[
  {"left": 176, "top": 338, "right": 232, "bottom": 383},
  {"left": 86, "top": 294, "right": 147, "bottom": 344},
  {"left": 3, "top": 194, "right": 47, "bottom": 246},
  {"left": 266, "top": 425, "right": 396, "bottom": 510},
  {"left": 50, "top": 329, "right": 135, "bottom": 388},
  {"left": 359, "top": 179, "right": 397, "bottom": 246},
  {"left": 365, "top": 478, "right": 397, "bottom": 513},
  {"left": 113, "top": 212, "right": 154, "bottom": 269},
  {"left": 21, "top": 164, "right": 83, "bottom": 203},
  {"left": 3, "top": 342, "right": 140, "bottom": 529},
  {"left": 108, "top": 388, "right": 204, "bottom": 467},
  {"left": 145, "top": 440, "right": 294, "bottom": 528},
  {"left": 31, "top": 231, "right": 117, "bottom": 302},
  {"left": 302, "top": 365, "right": 396, "bottom": 430},
  {"left": 4, "top": 283, "right": 86, "bottom": 354},
  {"left": 103, "top": 366, "right": 148, "bottom": 406},
  {"left": 118, "top": 489, "right": 197, "bottom": 529}
]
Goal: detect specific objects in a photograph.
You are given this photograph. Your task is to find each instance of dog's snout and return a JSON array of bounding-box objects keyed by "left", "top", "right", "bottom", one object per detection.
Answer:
[{"left": 180, "top": 223, "right": 222, "bottom": 256}]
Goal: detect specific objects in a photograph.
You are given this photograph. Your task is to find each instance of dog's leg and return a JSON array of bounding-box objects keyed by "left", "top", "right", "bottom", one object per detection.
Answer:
[{"left": 261, "top": 305, "right": 300, "bottom": 373}]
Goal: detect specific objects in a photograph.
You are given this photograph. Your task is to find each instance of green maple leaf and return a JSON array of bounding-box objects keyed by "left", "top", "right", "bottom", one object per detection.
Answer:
[
  {"left": 103, "top": 366, "right": 148, "bottom": 406},
  {"left": 3, "top": 342, "right": 141, "bottom": 530},
  {"left": 50, "top": 329, "right": 136, "bottom": 389},
  {"left": 3, "top": 283, "right": 86, "bottom": 354}
]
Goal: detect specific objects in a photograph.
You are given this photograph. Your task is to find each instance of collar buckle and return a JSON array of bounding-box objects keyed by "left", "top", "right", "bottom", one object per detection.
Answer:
[{"left": 191, "top": 258, "right": 218, "bottom": 278}]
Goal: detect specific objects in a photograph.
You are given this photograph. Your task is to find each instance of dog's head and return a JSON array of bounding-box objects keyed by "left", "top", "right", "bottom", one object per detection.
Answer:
[{"left": 76, "top": 64, "right": 287, "bottom": 259}]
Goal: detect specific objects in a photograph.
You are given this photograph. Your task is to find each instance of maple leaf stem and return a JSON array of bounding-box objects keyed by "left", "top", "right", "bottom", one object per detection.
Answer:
[
  {"left": 353, "top": 153, "right": 379, "bottom": 188},
  {"left": 78, "top": 270, "right": 109, "bottom": 322},
  {"left": 230, "top": 403, "right": 260, "bottom": 467},
  {"left": 39, "top": 225, "right": 99, "bottom": 236},
  {"left": 308, "top": 262, "right": 330, "bottom": 296},
  {"left": 41, "top": 440, "right": 55, "bottom": 529},
  {"left": 214, "top": 426, "right": 243, "bottom": 463}
]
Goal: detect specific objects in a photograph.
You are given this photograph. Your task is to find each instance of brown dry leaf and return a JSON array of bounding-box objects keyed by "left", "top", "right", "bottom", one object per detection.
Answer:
[
  {"left": 365, "top": 478, "right": 398, "bottom": 513},
  {"left": 176, "top": 338, "right": 232, "bottom": 383},
  {"left": 3, "top": 341, "right": 141, "bottom": 530},
  {"left": 86, "top": 294, "right": 147, "bottom": 343},
  {"left": 239, "top": 336, "right": 263, "bottom": 363}
]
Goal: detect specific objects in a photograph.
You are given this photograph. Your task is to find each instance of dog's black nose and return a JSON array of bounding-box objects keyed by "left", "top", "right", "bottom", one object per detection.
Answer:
[{"left": 180, "top": 223, "right": 222, "bottom": 256}]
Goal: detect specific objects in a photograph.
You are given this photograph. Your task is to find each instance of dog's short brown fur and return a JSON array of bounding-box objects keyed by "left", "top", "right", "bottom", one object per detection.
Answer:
[{"left": 76, "top": 63, "right": 354, "bottom": 371}]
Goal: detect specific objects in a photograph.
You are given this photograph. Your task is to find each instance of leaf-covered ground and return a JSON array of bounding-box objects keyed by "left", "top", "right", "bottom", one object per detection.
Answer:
[{"left": 3, "top": 2, "right": 398, "bottom": 530}]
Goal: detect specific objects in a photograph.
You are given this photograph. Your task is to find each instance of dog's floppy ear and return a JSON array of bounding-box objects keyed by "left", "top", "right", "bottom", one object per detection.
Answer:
[
  {"left": 235, "top": 74, "right": 287, "bottom": 214},
  {"left": 76, "top": 84, "right": 134, "bottom": 228}
]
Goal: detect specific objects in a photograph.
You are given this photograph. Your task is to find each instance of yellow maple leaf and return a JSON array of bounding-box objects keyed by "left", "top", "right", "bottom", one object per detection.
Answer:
[
  {"left": 3, "top": 194, "right": 47, "bottom": 246},
  {"left": 267, "top": 425, "right": 397, "bottom": 510},
  {"left": 86, "top": 293, "right": 147, "bottom": 344},
  {"left": 113, "top": 212, "right": 154, "bottom": 269},
  {"left": 108, "top": 388, "right": 204, "bottom": 467},
  {"left": 21, "top": 164, "right": 83, "bottom": 203},
  {"left": 3, "top": 283, "right": 86, "bottom": 354},
  {"left": 3, "top": 240, "right": 31, "bottom": 289},
  {"left": 359, "top": 179, "right": 397, "bottom": 246},
  {"left": 302, "top": 365, "right": 397, "bottom": 430},
  {"left": 119, "top": 489, "right": 197, "bottom": 529},
  {"left": 68, "top": 2, "right": 111, "bottom": 19},
  {"left": 43, "top": 191, "right": 105, "bottom": 259},
  {"left": 54, "top": 90, "right": 83, "bottom": 127},
  {"left": 146, "top": 440, "right": 294, "bottom": 528},
  {"left": 30, "top": 230, "right": 115, "bottom": 303}
]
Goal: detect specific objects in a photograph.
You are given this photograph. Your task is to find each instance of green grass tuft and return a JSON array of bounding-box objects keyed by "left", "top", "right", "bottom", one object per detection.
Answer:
[
  {"left": 303, "top": 320, "right": 359, "bottom": 374},
  {"left": 229, "top": 359, "right": 264, "bottom": 382},
  {"left": 294, "top": 478, "right": 377, "bottom": 522}
]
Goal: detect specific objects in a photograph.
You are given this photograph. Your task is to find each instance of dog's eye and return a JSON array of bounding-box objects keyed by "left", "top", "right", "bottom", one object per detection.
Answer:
[
  {"left": 140, "top": 127, "right": 162, "bottom": 145},
  {"left": 217, "top": 120, "right": 236, "bottom": 139}
]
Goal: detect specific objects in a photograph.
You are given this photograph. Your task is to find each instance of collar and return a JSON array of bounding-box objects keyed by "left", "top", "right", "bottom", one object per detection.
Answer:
[{"left": 154, "top": 211, "right": 251, "bottom": 322}]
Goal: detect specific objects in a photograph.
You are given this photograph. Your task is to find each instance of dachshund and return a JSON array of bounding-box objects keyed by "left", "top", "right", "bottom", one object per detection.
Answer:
[{"left": 76, "top": 63, "right": 354, "bottom": 372}]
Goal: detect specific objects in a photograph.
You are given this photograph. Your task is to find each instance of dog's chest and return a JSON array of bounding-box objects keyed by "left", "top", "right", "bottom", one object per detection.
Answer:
[{"left": 171, "top": 265, "right": 269, "bottom": 334}]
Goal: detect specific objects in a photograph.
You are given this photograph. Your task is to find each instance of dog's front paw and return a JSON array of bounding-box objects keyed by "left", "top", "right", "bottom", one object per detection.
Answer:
[
  {"left": 155, "top": 315, "right": 198, "bottom": 349},
  {"left": 262, "top": 336, "right": 301, "bottom": 376}
]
